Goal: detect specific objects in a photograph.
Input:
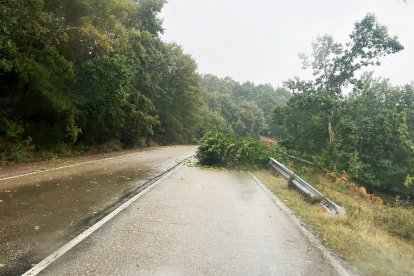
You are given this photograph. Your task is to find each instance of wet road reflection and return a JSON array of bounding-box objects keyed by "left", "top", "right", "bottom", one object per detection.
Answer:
[
  {"left": 0, "top": 145, "right": 196, "bottom": 275},
  {"left": 0, "top": 167, "right": 150, "bottom": 275}
]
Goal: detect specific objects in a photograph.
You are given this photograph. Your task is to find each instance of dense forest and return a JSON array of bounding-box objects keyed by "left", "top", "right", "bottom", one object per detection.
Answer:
[
  {"left": 201, "top": 74, "right": 291, "bottom": 137},
  {"left": 1, "top": 2, "right": 413, "bottom": 197},
  {"left": 0, "top": 0, "right": 201, "bottom": 157},
  {"left": 0, "top": 0, "right": 288, "bottom": 161}
]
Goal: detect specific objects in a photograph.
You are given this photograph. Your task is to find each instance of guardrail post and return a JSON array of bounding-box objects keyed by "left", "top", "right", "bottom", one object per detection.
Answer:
[{"left": 287, "top": 175, "right": 295, "bottom": 189}]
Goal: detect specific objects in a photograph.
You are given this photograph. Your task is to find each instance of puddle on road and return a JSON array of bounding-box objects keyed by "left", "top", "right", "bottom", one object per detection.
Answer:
[{"left": 0, "top": 167, "right": 151, "bottom": 276}]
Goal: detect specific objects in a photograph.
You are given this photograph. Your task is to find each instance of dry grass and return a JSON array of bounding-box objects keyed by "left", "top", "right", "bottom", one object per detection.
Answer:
[{"left": 255, "top": 170, "right": 414, "bottom": 276}]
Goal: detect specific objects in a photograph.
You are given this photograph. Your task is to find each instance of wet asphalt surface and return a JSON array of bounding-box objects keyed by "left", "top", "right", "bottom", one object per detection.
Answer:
[
  {"left": 0, "top": 146, "right": 196, "bottom": 276},
  {"left": 42, "top": 165, "right": 340, "bottom": 276}
]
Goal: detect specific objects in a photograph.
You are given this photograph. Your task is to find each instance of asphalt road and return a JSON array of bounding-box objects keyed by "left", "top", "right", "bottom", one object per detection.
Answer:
[
  {"left": 0, "top": 146, "right": 196, "bottom": 275},
  {"left": 41, "top": 164, "right": 342, "bottom": 276}
]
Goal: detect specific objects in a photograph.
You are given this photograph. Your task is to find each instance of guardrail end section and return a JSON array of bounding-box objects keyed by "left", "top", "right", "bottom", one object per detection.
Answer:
[
  {"left": 335, "top": 205, "right": 346, "bottom": 215},
  {"left": 321, "top": 199, "right": 346, "bottom": 215}
]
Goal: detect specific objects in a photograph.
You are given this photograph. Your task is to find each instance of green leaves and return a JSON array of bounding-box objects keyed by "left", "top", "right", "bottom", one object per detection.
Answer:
[
  {"left": 277, "top": 14, "right": 413, "bottom": 197},
  {"left": 201, "top": 75, "right": 291, "bottom": 138},
  {"left": 287, "top": 14, "right": 403, "bottom": 97},
  {"left": 197, "top": 130, "right": 277, "bottom": 169},
  {"left": 0, "top": 0, "right": 205, "bottom": 158}
]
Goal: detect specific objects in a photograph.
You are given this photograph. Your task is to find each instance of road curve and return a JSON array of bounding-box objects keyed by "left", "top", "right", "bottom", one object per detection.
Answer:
[
  {"left": 41, "top": 164, "right": 342, "bottom": 276},
  {"left": 0, "top": 145, "right": 196, "bottom": 275}
]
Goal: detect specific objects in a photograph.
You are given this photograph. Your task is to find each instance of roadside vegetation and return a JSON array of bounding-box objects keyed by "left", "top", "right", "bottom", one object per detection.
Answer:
[
  {"left": 2, "top": 1, "right": 414, "bottom": 274},
  {"left": 3, "top": 3, "right": 412, "bottom": 201},
  {"left": 197, "top": 130, "right": 414, "bottom": 275},
  {"left": 0, "top": 0, "right": 290, "bottom": 163},
  {"left": 274, "top": 14, "right": 414, "bottom": 199},
  {"left": 256, "top": 170, "right": 414, "bottom": 276},
  {"left": 197, "top": 130, "right": 283, "bottom": 169},
  {"left": 201, "top": 75, "right": 291, "bottom": 137}
]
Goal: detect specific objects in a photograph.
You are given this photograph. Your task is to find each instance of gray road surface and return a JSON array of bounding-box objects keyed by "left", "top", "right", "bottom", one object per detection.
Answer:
[
  {"left": 42, "top": 165, "right": 341, "bottom": 276},
  {"left": 0, "top": 146, "right": 196, "bottom": 275}
]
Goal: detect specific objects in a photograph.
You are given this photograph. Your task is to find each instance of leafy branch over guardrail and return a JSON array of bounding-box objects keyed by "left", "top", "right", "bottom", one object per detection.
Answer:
[{"left": 197, "top": 130, "right": 284, "bottom": 168}]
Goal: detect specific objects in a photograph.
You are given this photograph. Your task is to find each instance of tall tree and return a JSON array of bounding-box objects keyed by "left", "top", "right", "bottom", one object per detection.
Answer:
[
  {"left": 275, "top": 14, "right": 414, "bottom": 196},
  {"left": 0, "top": 0, "right": 208, "bottom": 160},
  {"left": 0, "top": 0, "right": 78, "bottom": 148},
  {"left": 286, "top": 14, "right": 403, "bottom": 97}
]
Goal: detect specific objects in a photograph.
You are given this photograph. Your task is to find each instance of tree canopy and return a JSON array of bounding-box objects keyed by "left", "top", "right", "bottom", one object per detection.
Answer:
[
  {"left": 201, "top": 74, "right": 291, "bottom": 137},
  {"left": 0, "top": 0, "right": 290, "bottom": 161},
  {"left": 275, "top": 14, "right": 413, "bottom": 197},
  {"left": 0, "top": 0, "right": 206, "bottom": 158},
  {"left": 1, "top": 5, "right": 412, "bottom": 199}
]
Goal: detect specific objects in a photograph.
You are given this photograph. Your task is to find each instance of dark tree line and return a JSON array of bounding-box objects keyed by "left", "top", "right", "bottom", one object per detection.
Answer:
[
  {"left": 201, "top": 74, "right": 291, "bottom": 137},
  {"left": 0, "top": 0, "right": 207, "bottom": 159},
  {"left": 0, "top": 0, "right": 289, "bottom": 161}
]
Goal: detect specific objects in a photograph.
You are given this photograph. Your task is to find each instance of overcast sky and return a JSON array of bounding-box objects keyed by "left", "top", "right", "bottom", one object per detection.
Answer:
[{"left": 160, "top": 0, "right": 414, "bottom": 87}]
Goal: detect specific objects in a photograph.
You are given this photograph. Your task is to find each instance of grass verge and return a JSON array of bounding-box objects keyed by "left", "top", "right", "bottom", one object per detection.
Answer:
[{"left": 255, "top": 170, "right": 414, "bottom": 276}]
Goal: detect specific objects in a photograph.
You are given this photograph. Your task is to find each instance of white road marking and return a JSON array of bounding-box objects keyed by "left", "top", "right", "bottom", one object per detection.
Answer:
[
  {"left": 0, "top": 148, "right": 163, "bottom": 181},
  {"left": 249, "top": 172, "right": 351, "bottom": 276},
  {"left": 21, "top": 163, "right": 183, "bottom": 276}
]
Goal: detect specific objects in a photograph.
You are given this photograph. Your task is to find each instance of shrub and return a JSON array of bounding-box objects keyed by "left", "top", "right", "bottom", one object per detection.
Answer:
[
  {"left": 375, "top": 198, "right": 414, "bottom": 240},
  {"left": 0, "top": 119, "right": 34, "bottom": 162},
  {"left": 197, "top": 130, "right": 280, "bottom": 168}
]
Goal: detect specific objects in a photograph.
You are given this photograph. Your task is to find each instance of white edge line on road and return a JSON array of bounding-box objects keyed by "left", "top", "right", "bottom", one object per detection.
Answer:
[
  {"left": 21, "top": 163, "right": 183, "bottom": 276},
  {"left": 249, "top": 172, "right": 354, "bottom": 276},
  {"left": 0, "top": 151, "right": 145, "bottom": 181}
]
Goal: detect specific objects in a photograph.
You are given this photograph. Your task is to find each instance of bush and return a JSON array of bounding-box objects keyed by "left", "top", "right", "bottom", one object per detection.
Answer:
[
  {"left": 375, "top": 198, "right": 414, "bottom": 240},
  {"left": 197, "top": 130, "right": 281, "bottom": 168},
  {"left": 0, "top": 119, "right": 34, "bottom": 162}
]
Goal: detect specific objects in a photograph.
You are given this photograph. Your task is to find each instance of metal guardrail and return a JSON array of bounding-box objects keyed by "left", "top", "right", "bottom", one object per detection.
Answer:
[{"left": 269, "top": 158, "right": 346, "bottom": 215}]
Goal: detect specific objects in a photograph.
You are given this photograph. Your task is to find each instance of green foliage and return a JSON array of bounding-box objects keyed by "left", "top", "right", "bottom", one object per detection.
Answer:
[
  {"left": 197, "top": 130, "right": 280, "bottom": 168},
  {"left": 288, "top": 14, "right": 404, "bottom": 97},
  {"left": 201, "top": 75, "right": 291, "bottom": 137},
  {"left": 0, "top": 0, "right": 78, "bottom": 149},
  {"left": 0, "top": 0, "right": 208, "bottom": 159},
  {"left": 375, "top": 197, "right": 414, "bottom": 240},
  {"left": 152, "top": 43, "right": 204, "bottom": 144},
  {"left": 404, "top": 176, "right": 414, "bottom": 188},
  {"left": 0, "top": 119, "right": 34, "bottom": 162},
  {"left": 71, "top": 53, "right": 160, "bottom": 147},
  {"left": 276, "top": 14, "right": 413, "bottom": 197},
  {"left": 0, "top": 0, "right": 291, "bottom": 161},
  {"left": 335, "top": 77, "right": 414, "bottom": 195},
  {"left": 274, "top": 92, "right": 340, "bottom": 158}
]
